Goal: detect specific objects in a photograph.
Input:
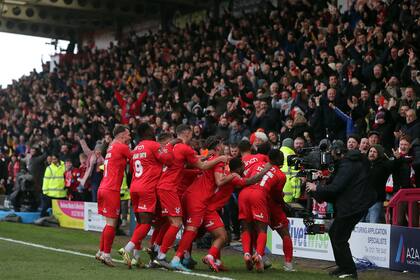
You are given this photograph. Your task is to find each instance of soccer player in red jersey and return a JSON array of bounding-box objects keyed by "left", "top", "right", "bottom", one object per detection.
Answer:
[
  {"left": 167, "top": 136, "right": 236, "bottom": 271},
  {"left": 238, "top": 140, "right": 269, "bottom": 178},
  {"left": 154, "top": 125, "right": 229, "bottom": 269},
  {"left": 201, "top": 157, "right": 271, "bottom": 272},
  {"left": 118, "top": 124, "right": 175, "bottom": 268},
  {"left": 251, "top": 142, "right": 294, "bottom": 271},
  {"left": 96, "top": 125, "right": 131, "bottom": 266},
  {"left": 238, "top": 149, "right": 286, "bottom": 272}
]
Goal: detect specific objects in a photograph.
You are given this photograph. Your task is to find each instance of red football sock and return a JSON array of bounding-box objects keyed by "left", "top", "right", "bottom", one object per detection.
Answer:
[
  {"left": 103, "top": 225, "right": 116, "bottom": 254},
  {"left": 99, "top": 229, "right": 104, "bottom": 251},
  {"left": 256, "top": 232, "right": 267, "bottom": 256},
  {"left": 155, "top": 222, "right": 170, "bottom": 246},
  {"left": 241, "top": 231, "right": 251, "bottom": 254},
  {"left": 130, "top": 223, "right": 151, "bottom": 248},
  {"left": 160, "top": 225, "right": 180, "bottom": 254},
  {"left": 175, "top": 230, "right": 197, "bottom": 258},
  {"left": 131, "top": 224, "right": 141, "bottom": 249},
  {"left": 208, "top": 246, "right": 220, "bottom": 259},
  {"left": 251, "top": 230, "right": 257, "bottom": 255},
  {"left": 282, "top": 235, "right": 293, "bottom": 263}
]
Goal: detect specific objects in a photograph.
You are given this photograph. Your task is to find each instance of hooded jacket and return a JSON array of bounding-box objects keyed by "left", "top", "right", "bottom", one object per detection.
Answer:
[
  {"left": 313, "top": 150, "right": 376, "bottom": 218},
  {"left": 367, "top": 144, "right": 395, "bottom": 202}
]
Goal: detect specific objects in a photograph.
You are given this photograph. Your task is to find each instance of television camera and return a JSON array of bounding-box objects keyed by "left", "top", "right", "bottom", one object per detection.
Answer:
[{"left": 285, "top": 140, "right": 343, "bottom": 234}]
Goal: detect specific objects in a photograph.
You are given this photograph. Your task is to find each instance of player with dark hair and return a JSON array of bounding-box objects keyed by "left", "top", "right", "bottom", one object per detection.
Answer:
[
  {"left": 166, "top": 136, "right": 237, "bottom": 271},
  {"left": 201, "top": 157, "right": 272, "bottom": 272},
  {"left": 118, "top": 123, "right": 175, "bottom": 268},
  {"left": 96, "top": 125, "right": 131, "bottom": 266},
  {"left": 154, "top": 125, "right": 229, "bottom": 270},
  {"left": 238, "top": 149, "right": 288, "bottom": 272}
]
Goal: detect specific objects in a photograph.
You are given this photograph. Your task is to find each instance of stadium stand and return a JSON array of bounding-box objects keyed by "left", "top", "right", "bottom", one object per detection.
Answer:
[{"left": 0, "top": 0, "right": 418, "bottom": 226}]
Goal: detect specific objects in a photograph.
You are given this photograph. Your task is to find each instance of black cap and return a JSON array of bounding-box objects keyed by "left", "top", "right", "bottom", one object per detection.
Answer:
[{"left": 368, "top": 130, "right": 380, "bottom": 137}]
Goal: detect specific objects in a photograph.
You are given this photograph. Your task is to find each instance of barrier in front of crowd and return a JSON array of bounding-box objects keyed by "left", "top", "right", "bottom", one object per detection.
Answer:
[
  {"left": 267, "top": 217, "right": 420, "bottom": 273},
  {"left": 50, "top": 200, "right": 419, "bottom": 273},
  {"left": 51, "top": 199, "right": 105, "bottom": 231}
]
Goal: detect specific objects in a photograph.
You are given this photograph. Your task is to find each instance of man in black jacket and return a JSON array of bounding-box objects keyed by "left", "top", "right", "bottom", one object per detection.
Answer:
[
  {"left": 306, "top": 143, "right": 376, "bottom": 279},
  {"left": 362, "top": 144, "right": 397, "bottom": 223}
]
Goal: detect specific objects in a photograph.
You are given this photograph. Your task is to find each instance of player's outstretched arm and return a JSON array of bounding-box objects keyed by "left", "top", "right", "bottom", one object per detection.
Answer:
[
  {"left": 193, "top": 155, "right": 230, "bottom": 170},
  {"left": 245, "top": 162, "right": 273, "bottom": 185},
  {"left": 214, "top": 171, "right": 236, "bottom": 187}
]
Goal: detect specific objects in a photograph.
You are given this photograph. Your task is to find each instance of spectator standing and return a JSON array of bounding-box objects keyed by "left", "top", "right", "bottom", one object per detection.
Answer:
[
  {"left": 391, "top": 136, "right": 418, "bottom": 227},
  {"left": 41, "top": 154, "right": 66, "bottom": 217},
  {"left": 77, "top": 137, "right": 104, "bottom": 202},
  {"left": 362, "top": 145, "right": 395, "bottom": 223}
]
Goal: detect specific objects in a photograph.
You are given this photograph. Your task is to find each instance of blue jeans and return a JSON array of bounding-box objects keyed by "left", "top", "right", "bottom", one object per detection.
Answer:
[{"left": 362, "top": 202, "right": 384, "bottom": 223}]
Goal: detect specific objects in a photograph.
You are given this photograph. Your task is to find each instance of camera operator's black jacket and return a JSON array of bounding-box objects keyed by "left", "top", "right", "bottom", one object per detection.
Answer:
[{"left": 313, "top": 150, "right": 376, "bottom": 218}]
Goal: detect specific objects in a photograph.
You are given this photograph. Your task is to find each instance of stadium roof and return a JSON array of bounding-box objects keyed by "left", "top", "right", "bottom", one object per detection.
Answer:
[{"left": 0, "top": 0, "right": 208, "bottom": 41}]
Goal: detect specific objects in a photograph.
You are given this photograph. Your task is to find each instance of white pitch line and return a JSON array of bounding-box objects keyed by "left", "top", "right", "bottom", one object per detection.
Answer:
[{"left": 0, "top": 236, "right": 234, "bottom": 280}]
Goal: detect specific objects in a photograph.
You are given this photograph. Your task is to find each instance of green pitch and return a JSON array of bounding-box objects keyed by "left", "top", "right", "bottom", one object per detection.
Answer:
[{"left": 0, "top": 222, "right": 412, "bottom": 280}]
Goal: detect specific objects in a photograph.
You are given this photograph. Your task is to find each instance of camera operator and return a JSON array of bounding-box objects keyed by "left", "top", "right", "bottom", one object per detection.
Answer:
[{"left": 306, "top": 142, "right": 376, "bottom": 279}]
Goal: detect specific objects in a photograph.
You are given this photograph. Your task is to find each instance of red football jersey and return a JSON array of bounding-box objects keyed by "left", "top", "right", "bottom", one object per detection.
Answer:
[
  {"left": 99, "top": 141, "right": 131, "bottom": 192},
  {"left": 250, "top": 165, "right": 286, "bottom": 195},
  {"left": 242, "top": 153, "right": 268, "bottom": 178},
  {"left": 183, "top": 155, "right": 225, "bottom": 204},
  {"left": 207, "top": 176, "right": 247, "bottom": 212},
  {"left": 130, "top": 140, "right": 173, "bottom": 193},
  {"left": 179, "top": 168, "right": 201, "bottom": 195},
  {"left": 157, "top": 143, "right": 199, "bottom": 192}
]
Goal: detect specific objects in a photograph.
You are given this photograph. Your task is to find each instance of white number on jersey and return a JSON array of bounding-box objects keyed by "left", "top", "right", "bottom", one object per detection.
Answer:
[
  {"left": 260, "top": 171, "right": 274, "bottom": 187},
  {"left": 134, "top": 159, "right": 143, "bottom": 178}
]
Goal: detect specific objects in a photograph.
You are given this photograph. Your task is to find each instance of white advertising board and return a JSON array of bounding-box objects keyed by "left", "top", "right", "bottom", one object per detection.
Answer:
[
  {"left": 84, "top": 202, "right": 106, "bottom": 232},
  {"left": 270, "top": 218, "right": 390, "bottom": 268}
]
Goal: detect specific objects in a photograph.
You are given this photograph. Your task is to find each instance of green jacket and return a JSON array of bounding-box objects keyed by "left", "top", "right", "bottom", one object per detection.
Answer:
[
  {"left": 280, "top": 146, "right": 301, "bottom": 202},
  {"left": 42, "top": 161, "right": 67, "bottom": 198}
]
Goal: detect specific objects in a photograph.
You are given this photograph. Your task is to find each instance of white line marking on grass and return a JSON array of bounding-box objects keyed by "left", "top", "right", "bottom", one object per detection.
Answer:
[{"left": 0, "top": 236, "right": 234, "bottom": 280}]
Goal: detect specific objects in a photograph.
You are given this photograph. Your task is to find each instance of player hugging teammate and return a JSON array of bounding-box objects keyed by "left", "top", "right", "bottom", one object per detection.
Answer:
[{"left": 95, "top": 124, "right": 293, "bottom": 273}]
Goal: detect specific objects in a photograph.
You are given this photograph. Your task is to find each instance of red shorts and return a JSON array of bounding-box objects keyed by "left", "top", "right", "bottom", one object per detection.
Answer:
[
  {"left": 131, "top": 189, "right": 157, "bottom": 213},
  {"left": 238, "top": 188, "right": 269, "bottom": 224},
  {"left": 268, "top": 199, "right": 289, "bottom": 230},
  {"left": 157, "top": 189, "right": 183, "bottom": 217},
  {"left": 97, "top": 188, "right": 120, "bottom": 219},
  {"left": 203, "top": 210, "right": 225, "bottom": 232},
  {"left": 182, "top": 193, "right": 207, "bottom": 228}
]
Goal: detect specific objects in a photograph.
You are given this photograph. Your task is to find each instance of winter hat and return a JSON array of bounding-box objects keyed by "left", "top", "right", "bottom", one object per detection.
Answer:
[{"left": 282, "top": 138, "right": 294, "bottom": 149}]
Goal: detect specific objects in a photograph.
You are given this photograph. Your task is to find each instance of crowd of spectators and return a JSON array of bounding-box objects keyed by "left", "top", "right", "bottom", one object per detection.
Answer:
[{"left": 0, "top": 0, "right": 419, "bottom": 226}]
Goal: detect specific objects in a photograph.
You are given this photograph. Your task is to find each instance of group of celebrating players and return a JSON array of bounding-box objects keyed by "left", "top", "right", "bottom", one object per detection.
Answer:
[{"left": 94, "top": 123, "right": 294, "bottom": 273}]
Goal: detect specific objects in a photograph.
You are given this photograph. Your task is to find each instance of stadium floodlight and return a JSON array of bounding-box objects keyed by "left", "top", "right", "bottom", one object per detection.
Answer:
[{"left": 3, "top": 0, "right": 28, "bottom": 5}]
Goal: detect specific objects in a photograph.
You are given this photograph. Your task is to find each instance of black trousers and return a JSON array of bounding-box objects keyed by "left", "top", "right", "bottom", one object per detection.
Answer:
[
  {"left": 328, "top": 211, "right": 366, "bottom": 273},
  {"left": 40, "top": 195, "right": 65, "bottom": 217}
]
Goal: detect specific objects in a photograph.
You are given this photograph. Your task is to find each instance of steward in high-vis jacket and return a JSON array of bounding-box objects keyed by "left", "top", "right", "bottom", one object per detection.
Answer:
[
  {"left": 41, "top": 155, "right": 66, "bottom": 217},
  {"left": 280, "top": 138, "right": 301, "bottom": 203}
]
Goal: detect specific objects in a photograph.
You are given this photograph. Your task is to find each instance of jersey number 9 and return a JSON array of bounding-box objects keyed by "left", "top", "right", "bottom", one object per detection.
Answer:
[{"left": 134, "top": 160, "right": 143, "bottom": 178}]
